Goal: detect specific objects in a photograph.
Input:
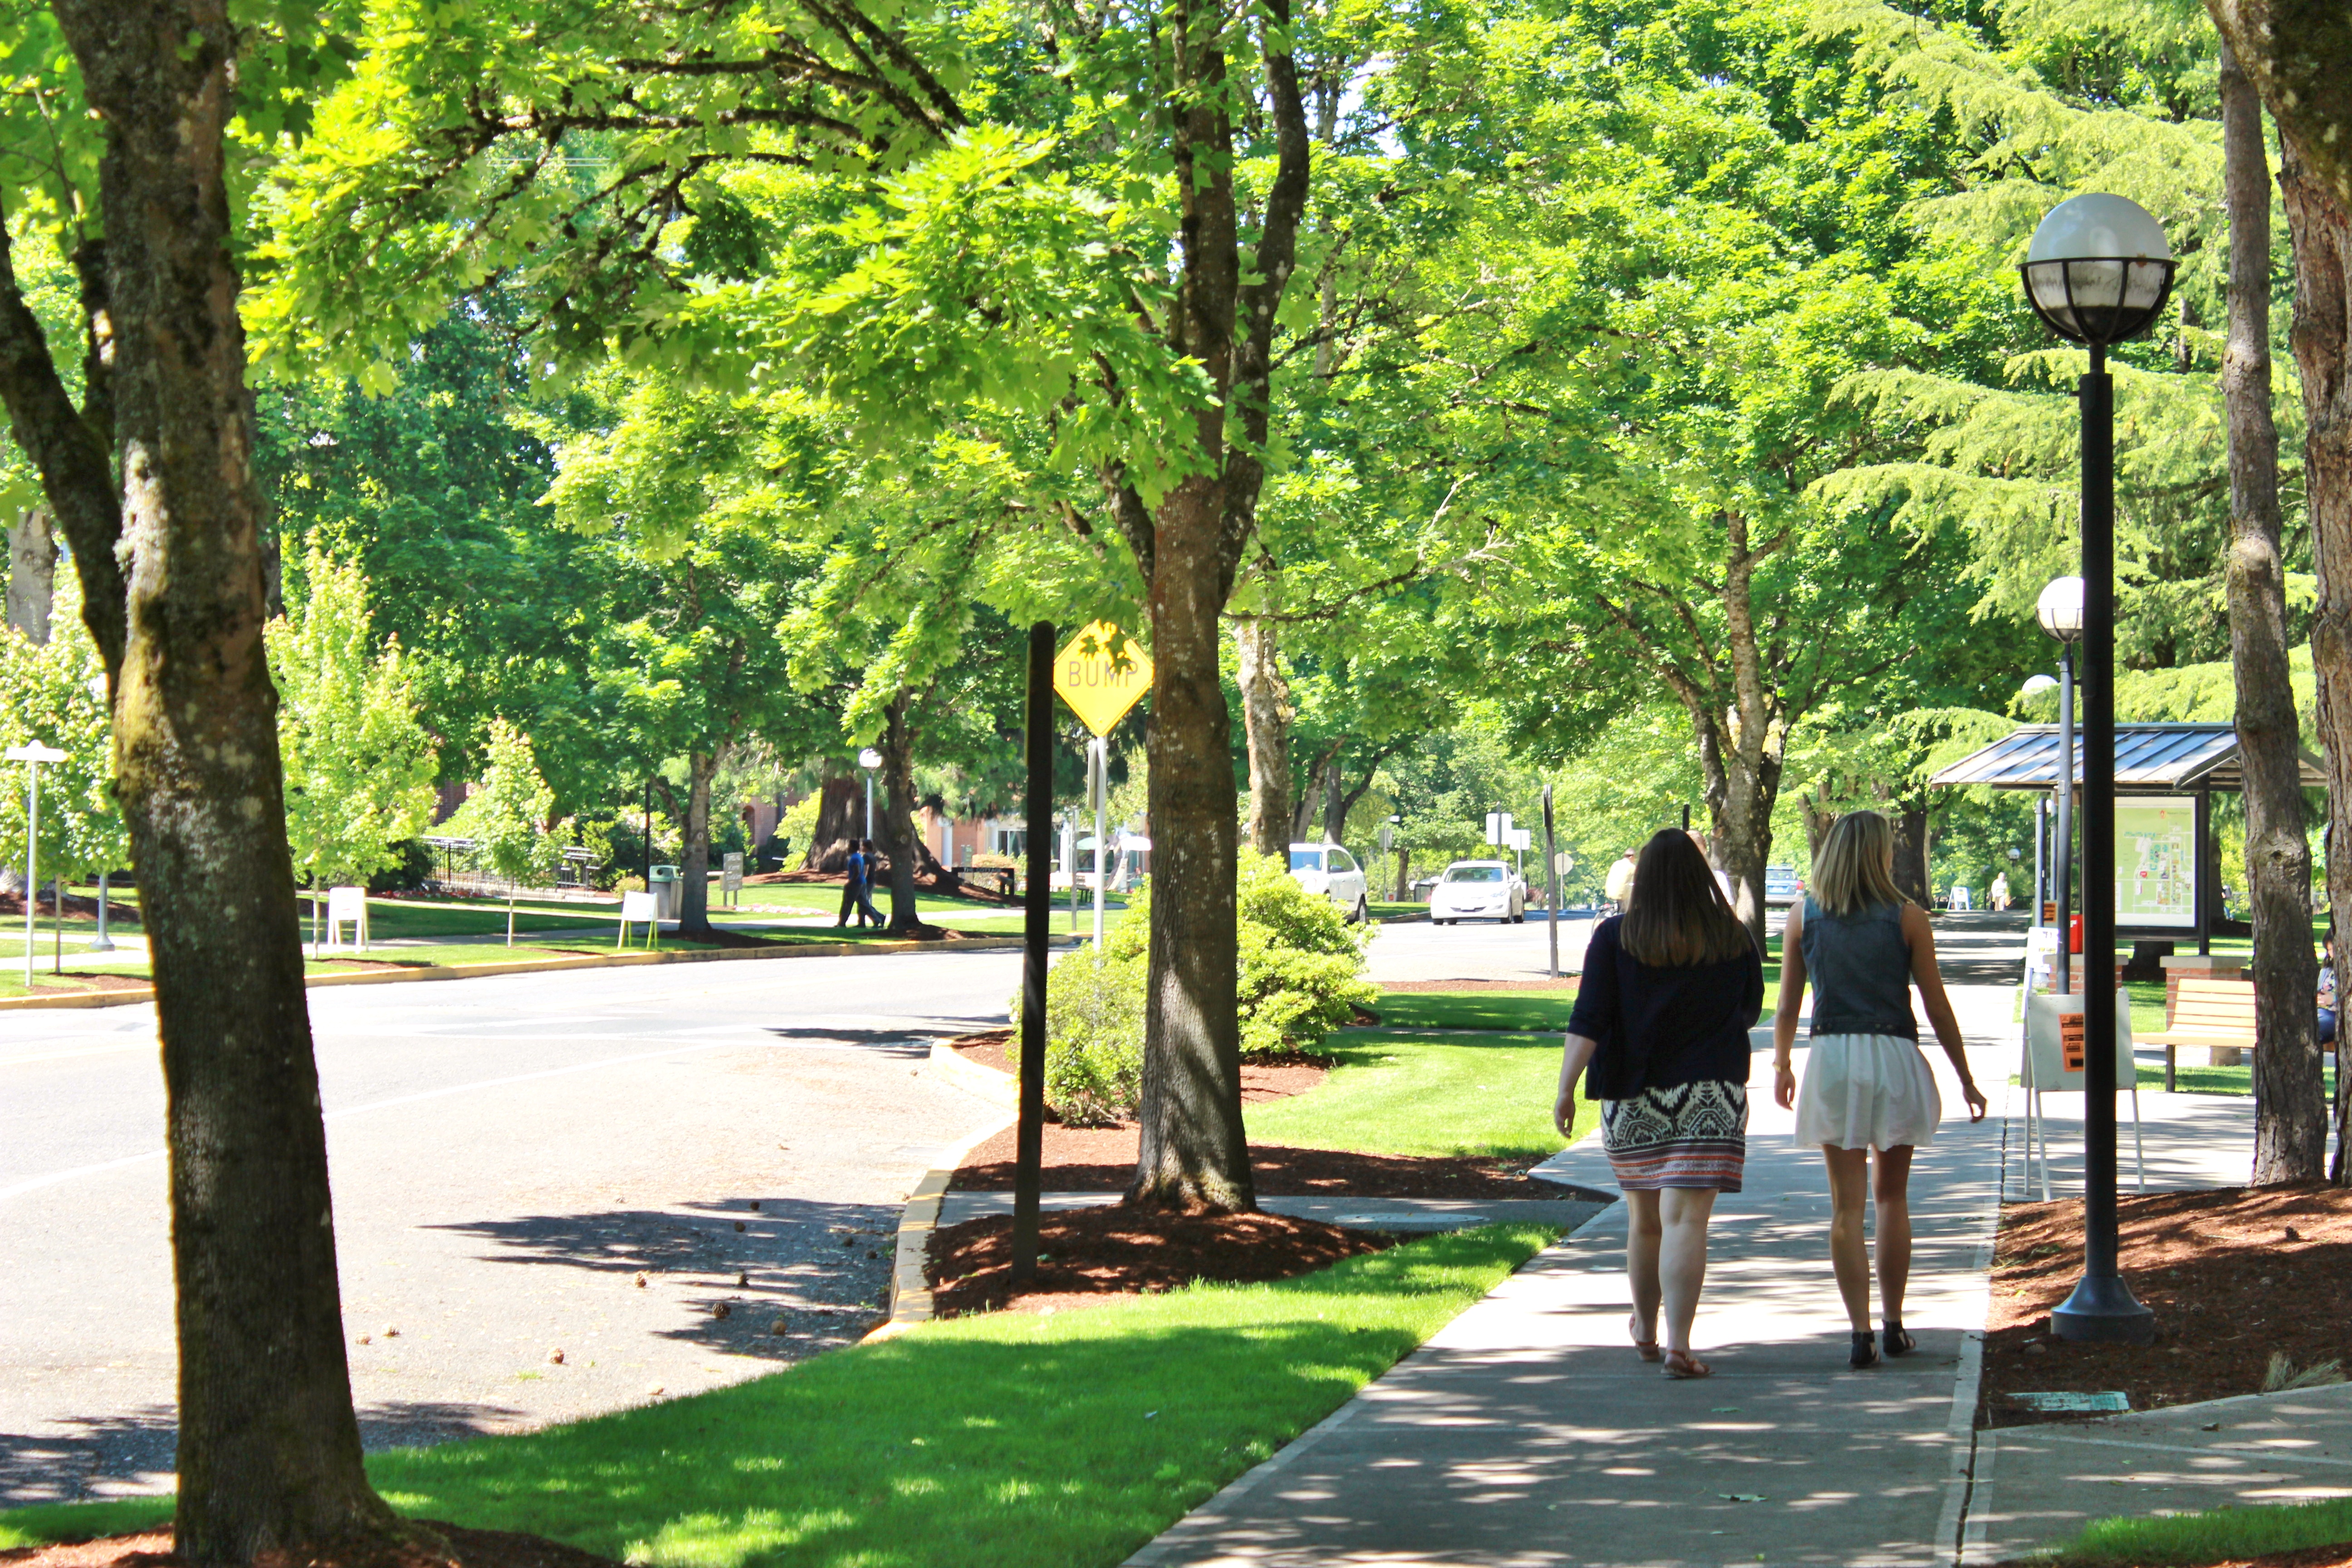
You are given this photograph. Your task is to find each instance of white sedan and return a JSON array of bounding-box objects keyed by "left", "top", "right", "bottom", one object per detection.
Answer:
[
  {"left": 1289, "top": 842, "right": 1371, "bottom": 923},
  {"left": 1431, "top": 860, "right": 1525, "bottom": 924}
]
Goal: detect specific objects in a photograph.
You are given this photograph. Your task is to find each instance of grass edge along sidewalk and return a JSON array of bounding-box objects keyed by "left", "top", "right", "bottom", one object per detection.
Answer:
[
  {"left": 0, "top": 931, "right": 1071, "bottom": 1013},
  {"left": 0, "top": 1224, "right": 1557, "bottom": 1568},
  {"left": 2025, "top": 1496, "right": 2352, "bottom": 1568}
]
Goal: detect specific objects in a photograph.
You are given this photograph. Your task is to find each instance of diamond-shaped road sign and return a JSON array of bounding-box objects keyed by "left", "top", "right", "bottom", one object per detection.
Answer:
[{"left": 1054, "top": 621, "right": 1152, "bottom": 737}]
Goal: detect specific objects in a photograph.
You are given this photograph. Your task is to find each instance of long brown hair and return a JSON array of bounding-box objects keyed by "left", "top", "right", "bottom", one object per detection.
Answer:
[{"left": 1620, "top": 828, "right": 1753, "bottom": 968}]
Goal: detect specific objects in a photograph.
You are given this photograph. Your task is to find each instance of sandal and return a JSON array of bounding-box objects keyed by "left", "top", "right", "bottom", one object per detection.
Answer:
[
  {"left": 1882, "top": 1319, "right": 1915, "bottom": 1357},
  {"left": 1629, "top": 1313, "right": 1662, "bottom": 1362},
  {"left": 1850, "top": 1330, "right": 1880, "bottom": 1369},
  {"left": 1661, "top": 1349, "right": 1712, "bottom": 1379}
]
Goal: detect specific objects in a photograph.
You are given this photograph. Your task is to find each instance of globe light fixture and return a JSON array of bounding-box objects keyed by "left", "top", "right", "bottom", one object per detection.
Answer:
[
  {"left": 2022, "top": 197, "right": 2161, "bottom": 1348},
  {"left": 2021, "top": 674, "right": 2058, "bottom": 696},
  {"left": 2035, "top": 577, "right": 2087, "bottom": 643},
  {"left": 2020, "top": 194, "right": 2177, "bottom": 348}
]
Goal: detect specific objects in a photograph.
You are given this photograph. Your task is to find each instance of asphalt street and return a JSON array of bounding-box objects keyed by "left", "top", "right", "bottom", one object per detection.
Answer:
[
  {"left": 0, "top": 913, "right": 1590, "bottom": 1508},
  {"left": 0, "top": 951, "right": 1026, "bottom": 1505}
]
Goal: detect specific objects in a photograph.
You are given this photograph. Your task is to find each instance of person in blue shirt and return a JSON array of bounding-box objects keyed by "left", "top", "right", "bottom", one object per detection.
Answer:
[{"left": 835, "top": 842, "right": 867, "bottom": 929}]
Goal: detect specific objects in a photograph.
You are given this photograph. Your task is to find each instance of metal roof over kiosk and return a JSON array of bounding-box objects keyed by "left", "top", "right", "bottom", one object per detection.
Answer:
[{"left": 1928, "top": 722, "right": 2323, "bottom": 955}]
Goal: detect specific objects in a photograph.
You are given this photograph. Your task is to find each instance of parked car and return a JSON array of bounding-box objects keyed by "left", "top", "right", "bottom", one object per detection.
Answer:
[
  {"left": 1431, "top": 860, "right": 1526, "bottom": 925},
  {"left": 1764, "top": 865, "right": 1802, "bottom": 907},
  {"left": 1289, "top": 842, "right": 1371, "bottom": 923}
]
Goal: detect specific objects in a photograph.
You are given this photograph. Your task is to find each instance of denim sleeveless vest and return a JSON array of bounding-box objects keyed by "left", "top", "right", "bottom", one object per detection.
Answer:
[{"left": 1800, "top": 895, "right": 1918, "bottom": 1040}]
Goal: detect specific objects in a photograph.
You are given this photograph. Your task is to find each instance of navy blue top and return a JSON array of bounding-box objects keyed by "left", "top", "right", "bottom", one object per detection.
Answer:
[
  {"left": 845, "top": 849, "right": 867, "bottom": 889},
  {"left": 1799, "top": 896, "right": 1918, "bottom": 1040},
  {"left": 1568, "top": 916, "right": 1764, "bottom": 1100}
]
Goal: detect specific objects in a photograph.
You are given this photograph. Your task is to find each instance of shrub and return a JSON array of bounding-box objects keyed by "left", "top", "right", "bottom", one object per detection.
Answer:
[{"left": 1026, "top": 852, "right": 1377, "bottom": 1123}]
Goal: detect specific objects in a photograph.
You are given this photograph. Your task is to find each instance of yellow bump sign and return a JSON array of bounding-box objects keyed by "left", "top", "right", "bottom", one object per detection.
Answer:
[{"left": 1054, "top": 621, "right": 1152, "bottom": 737}]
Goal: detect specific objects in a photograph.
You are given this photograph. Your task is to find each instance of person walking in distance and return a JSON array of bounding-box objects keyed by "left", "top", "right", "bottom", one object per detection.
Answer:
[
  {"left": 855, "top": 838, "right": 888, "bottom": 928},
  {"left": 835, "top": 839, "right": 867, "bottom": 929},
  {"left": 1772, "top": 810, "right": 1987, "bottom": 1368},
  {"left": 1555, "top": 830, "right": 1764, "bottom": 1380},
  {"left": 1604, "top": 848, "right": 1638, "bottom": 914}
]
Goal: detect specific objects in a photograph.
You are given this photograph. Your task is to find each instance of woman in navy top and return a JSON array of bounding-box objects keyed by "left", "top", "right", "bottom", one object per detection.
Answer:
[{"left": 1555, "top": 829, "right": 1763, "bottom": 1379}]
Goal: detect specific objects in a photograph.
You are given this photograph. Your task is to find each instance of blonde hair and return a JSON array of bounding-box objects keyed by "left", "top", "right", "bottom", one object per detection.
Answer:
[{"left": 1812, "top": 811, "right": 1907, "bottom": 917}]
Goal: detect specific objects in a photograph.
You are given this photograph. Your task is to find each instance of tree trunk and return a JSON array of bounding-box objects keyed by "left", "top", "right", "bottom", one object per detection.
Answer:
[
  {"left": 1708, "top": 751, "right": 1775, "bottom": 941},
  {"left": 1290, "top": 734, "right": 1339, "bottom": 844},
  {"left": 1133, "top": 478, "right": 1254, "bottom": 1212},
  {"left": 1118, "top": 0, "right": 1308, "bottom": 1214},
  {"left": 802, "top": 767, "right": 862, "bottom": 872},
  {"left": 8, "top": 506, "right": 53, "bottom": 642},
  {"left": 1891, "top": 803, "right": 1931, "bottom": 907},
  {"left": 876, "top": 692, "right": 927, "bottom": 933},
  {"left": 2277, "top": 140, "right": 2352, "bottom": 1179},
  {"left": 23, "top": 3, "right": 396, "bottom": 1557},
  {"left": 1393, "top": 843, "right": 1412, "bottom": 902},
  {"left": 673, "top": 750, "right": 722, "bottom": 937},
  {"left": 1235, "top": 610, "right": 1293, "bottom": 858},
  {"left": 2206, "top": 1, "right": 2352, "bottom": 214},
  {"left": 2222, "top": 43, "right": 2327, "bottom": 1183},
  {"left": 1321, "top": 745, "right": 1347, "bottom": 846}
]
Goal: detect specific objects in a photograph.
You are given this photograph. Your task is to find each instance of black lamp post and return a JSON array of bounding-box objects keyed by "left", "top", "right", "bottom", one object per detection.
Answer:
[{"left": 2019, "top": 193, "right": 2172, "bottom": 1346}]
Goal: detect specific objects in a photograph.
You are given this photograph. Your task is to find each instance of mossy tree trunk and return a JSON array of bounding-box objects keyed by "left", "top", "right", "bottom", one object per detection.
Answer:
[{"left": 0, "top": 2, "right": 396, "bottom": 1558}]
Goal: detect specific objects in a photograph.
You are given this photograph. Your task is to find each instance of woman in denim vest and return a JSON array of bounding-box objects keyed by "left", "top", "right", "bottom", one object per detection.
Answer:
[{"left": 1772, "top": 810, "right": 1986, "bottom": 1368}]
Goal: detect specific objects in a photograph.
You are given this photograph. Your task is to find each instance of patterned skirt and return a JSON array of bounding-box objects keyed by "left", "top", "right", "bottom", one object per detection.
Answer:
[{"left": 1601, "top": 1080, "right": 1749, "bottom": 1192}]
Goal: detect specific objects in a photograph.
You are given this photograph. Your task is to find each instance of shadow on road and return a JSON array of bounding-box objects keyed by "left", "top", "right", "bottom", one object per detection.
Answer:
[{"left": 422, "top": 1197, "right": 897, "bottom": 1359}]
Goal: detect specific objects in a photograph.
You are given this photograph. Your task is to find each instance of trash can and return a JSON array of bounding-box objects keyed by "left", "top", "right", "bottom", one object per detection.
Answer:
[{"left": 648, "top": 864, "right": 681, "bottom": 921}]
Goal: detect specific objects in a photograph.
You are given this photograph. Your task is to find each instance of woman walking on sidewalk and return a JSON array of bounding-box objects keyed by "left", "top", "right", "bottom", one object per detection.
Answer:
[
  {"left": 1771, "top": 810, "right": 1986, "bottom": 1369},
  {"left": 1555, "top": 829, "right": 1764, "bottom": 1380}
]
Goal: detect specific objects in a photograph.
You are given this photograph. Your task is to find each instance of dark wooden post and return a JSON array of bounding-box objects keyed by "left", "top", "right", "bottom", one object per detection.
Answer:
[{"left": 1014, "top": 621, "right": 1054, "bottom": 1285}]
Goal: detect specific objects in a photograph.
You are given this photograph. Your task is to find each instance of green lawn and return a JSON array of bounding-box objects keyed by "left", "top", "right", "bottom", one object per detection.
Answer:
[
  {"left": 1246, "top": 1030, "right": 1573, "bottom": 1161},
  {"left": 2029, "top": 1495, "right": 2352, "bottom": 1567},
  {"left": 0, "top": 1225, "right": 1557, "bottom": 1567},
  {"left": 1370, "top": 989, "right": 1579, "bottom": 1031}
]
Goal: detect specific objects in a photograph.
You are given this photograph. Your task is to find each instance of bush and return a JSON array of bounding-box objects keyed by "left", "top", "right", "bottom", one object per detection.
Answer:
[{"left": 1028, "top": 852, "right": 1376, "bottom": 1123}]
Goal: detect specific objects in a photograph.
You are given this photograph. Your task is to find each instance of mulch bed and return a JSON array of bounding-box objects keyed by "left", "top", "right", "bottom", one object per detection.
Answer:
[
  {"left": 0, "top": 891, "right": 134, "bottom": 923},
  {"left": 0, "top": 1523, "right": 624, "bottom": 1568},
  {"left": 1980, "top": 1184, "right": 2352, "bottom": 1427},
  {"left": 925, "top": 1205, "right": 1396, "bottom": 1318},
  {"left": 22, "top": 970, "right": 151, "bottom": 992}
]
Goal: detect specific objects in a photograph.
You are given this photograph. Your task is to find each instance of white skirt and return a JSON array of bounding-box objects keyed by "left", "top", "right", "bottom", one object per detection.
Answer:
[{"left": 1793, "top": 1033, "right": 1942, "bottom": 1150}]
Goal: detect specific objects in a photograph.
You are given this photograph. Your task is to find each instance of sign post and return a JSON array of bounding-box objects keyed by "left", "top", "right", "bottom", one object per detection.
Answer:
[
  {"left": 1014, "top": 622, "right": 1057, "bottom": 1287},
  {"left": 1051, "top": 622, "right": 1153, "bottom": 950},
  {"left": 6, "top": 742, "right": 67, "bottom": 987},
  {"left": 1541, "top": 785, "right": 1561, "bottom": 979}
]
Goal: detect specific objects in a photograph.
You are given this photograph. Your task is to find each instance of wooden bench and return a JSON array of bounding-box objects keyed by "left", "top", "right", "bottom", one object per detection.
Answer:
[{"left": 2143, "top": 977, "right": 2257, "bottom": 1090}]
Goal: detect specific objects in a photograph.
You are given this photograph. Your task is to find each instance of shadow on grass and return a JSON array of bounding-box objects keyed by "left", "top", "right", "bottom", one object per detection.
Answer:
[{"left": 0, "top": 1227, "right": 1556, "bottom": 1568}]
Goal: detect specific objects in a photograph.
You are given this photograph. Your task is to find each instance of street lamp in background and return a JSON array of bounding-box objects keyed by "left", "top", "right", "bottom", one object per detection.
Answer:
[
  {"left": 2034, "top": 579, "right": 2084, "bottom": 996},
  {"left": 84, "top": 673, "right": 113, "bottom": 953},
  {"left": 2021, "top": 671, "right": 2061, "bottom": 934},
  {"left": 858, "top": 747, "right": 882, "bottom": 840},
  {"left": 6, "top": 741, "right": 66, "bottom": 986},
  {"left": 2020, "top": 191, "right": 2172, "bottom": 1347}
]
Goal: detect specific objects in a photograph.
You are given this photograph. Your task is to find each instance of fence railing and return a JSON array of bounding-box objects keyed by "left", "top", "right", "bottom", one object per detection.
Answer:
[{"left": 419, "top": 837, "right": 600, "bottom": 897}]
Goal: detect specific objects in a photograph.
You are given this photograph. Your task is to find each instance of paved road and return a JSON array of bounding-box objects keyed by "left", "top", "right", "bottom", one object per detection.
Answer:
[{"left": 0, "top": 951, "right": 1026, "bottom": 1505}]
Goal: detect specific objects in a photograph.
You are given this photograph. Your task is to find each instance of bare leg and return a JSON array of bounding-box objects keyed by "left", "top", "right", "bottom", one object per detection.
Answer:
[
  {"left": 1657, "top": 1186, "right": 1720, "bottom": 1356},
  {"left": 1872, "top": 1146, "right": 1916, "bottom": 1325},
  {"left": 1822, "top": 1145, "right": 1873, "bottom": 1332},
  {"left": 1625, "top": 1189, "right": 1663, "bottom": 1346}
]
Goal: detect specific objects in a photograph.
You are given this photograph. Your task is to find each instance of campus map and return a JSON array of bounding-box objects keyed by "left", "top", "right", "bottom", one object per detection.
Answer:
[{"left": 2114, "top": 798, "right": 2196, "bottom": 926}]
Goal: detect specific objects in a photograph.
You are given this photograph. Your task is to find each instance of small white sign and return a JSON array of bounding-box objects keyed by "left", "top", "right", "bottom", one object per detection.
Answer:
[
  {"left": 619, "top": 890, "right": 658, "bottom": 922},
  {"left": 4, "top": 743, "right": 66, "bottom": 763},
  {"left": 721, "top": 852, "right": 744, "bottom": 892},
  {"left": 323, "top": 885, "right": 368, "bottom": 950}
]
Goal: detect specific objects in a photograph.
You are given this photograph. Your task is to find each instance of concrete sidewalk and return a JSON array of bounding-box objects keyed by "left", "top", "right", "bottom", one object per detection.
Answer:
[{"left": 1126, "top": 984, "right": 2019, "bottom": 1567}]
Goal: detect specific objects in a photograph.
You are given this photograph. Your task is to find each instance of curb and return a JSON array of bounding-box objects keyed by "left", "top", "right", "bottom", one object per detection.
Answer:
[
  {"left": 867, "top": 1040, "right": 1020, "bottom": 1341},
  {"left": 0, "top": 932, "right": 1070, "bottom": 1012}
]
